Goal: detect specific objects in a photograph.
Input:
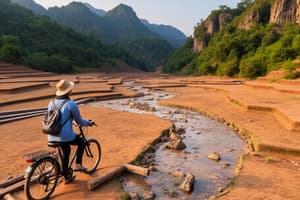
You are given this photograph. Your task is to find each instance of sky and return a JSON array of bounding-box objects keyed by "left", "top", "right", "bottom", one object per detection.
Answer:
[{"left": 34, "top": 0, "right": 242, "bottom": 36}]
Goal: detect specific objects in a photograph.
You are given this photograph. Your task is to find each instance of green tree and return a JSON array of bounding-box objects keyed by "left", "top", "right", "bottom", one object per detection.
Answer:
[
  {"left": 0, "top": 44, "right": 23, "bottom": 62},
  {"left": 26, "top": 53, "right": 73, "bottom": 73}
]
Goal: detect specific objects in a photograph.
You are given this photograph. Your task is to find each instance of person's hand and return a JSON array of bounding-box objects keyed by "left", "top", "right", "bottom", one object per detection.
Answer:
[{"left": 89, "top": 120, "right": 96, "bottom": 126}]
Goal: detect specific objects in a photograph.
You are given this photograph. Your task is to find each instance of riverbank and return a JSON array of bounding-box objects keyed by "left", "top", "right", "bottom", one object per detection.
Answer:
[{"left": 154, "top": 77, "right": 300, "bottom": 200}]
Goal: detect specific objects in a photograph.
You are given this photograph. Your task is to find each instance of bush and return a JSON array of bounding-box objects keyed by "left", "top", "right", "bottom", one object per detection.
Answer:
[
  {"left": 261, "top": 30, "right": 280, "bottom": 46},
  {"left": 198, "top": 61, "right": 215, "bottom": 75},
  {"left": 239, "top": 55, "right": 267, "bottom": 78},
  {"left": 0, "top": 44, "right": 23, "bottom": 63},
  {"left": 283, "top": 61, "right": 297, "bottom": 79},
  {"left": 217, "top": 58, "right": 239, "bottom": 76},
  {"left": 26, "top": 53, "right": 73, "bottom": 73},
  {"left": 0, "top": 35, "right": 20, "bottom": 46},
  {"left": 292, "top": 34, "right": 300, "bottom": 52}
]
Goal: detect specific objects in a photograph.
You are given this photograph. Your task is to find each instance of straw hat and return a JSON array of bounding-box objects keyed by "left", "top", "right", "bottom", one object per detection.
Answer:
[{"left": 56, "top": 80, "right": 75, "bottom": 96}]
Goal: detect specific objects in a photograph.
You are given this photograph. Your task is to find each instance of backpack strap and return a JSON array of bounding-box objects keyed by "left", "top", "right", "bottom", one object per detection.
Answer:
[
  {"left": 56, "top": 100, "right": 68, "bottom": 111},
  {"left": 57, "top": 100, "right": 70, "bottom": 129},
  {"left": 51, "top": 99, "right": 70, "bottom": 130}
]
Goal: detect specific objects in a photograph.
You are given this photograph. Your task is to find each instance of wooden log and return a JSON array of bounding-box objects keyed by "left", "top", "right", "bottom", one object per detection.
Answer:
[
  {"left": 0, "top": 175, "right": 24, "bottom": 188},
  {"left": 0, "top": 181, "right": 24, "bottom": 198},
  {"left": 87, "top": 166, "right": 126, "bottom": 191},
  {"left": 4, "top": 193, "right": 16, "bottom": 200},
  {"left": 124, "top": 164, "right": 149, "bottom": 177}
]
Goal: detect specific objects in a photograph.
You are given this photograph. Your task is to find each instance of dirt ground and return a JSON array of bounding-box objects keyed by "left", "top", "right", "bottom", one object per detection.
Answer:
[
  {"left": 1, "top": 106, "right": 171, "bottom": 199},
  {"left": 1, "top": 62, "right": 300, "bottom": 199}
]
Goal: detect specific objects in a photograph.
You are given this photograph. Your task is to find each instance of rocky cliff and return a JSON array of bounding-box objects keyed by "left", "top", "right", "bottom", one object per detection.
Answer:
[
  {"left": 194, "top": 0, "right": 300, "bottom": 53},
  {"left": 238, "top": 10, "right": 260, "bottom": 30},
  {"left": 193, "top": 11, "right": 233, "bottom": 52},
  {"left": 270, "top": 0, "right": 300, "bottom": 24}
]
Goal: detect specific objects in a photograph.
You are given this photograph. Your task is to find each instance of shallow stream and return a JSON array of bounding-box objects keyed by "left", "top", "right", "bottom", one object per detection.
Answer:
[{"left": 90, "top": 82, "right": 245, "bottom": 199}]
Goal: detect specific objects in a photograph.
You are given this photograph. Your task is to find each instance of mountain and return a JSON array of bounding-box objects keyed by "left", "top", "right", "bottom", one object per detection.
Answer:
[
  {"left": 47, "top": 2, "right": 109, "bottom": 40},
  {"left": 46, "top": 2, "right": 173, "bottom": 69},
  {"left": 83, "top": 3, "right": 186, "bottom": 48},
  {"left": 141, "top": 19, "right": 186, "bottom": 48},
  {"left": 0, "top": 0, "right": 144, "bottom": 73},
  {"left": 103, "top": 4, "right": 159, "bottom": 40},
  {"left": 84, "top": 2, "right": 105, "bottom": 16},
  {"left": 163, "top": 0, "right": 300, "bottom": 78},
  {"left": 10, "top": 0, "right": 47, "bottom": 15},
  {"left": 10, "top": 1, "right": 179, "bottom": 69}
]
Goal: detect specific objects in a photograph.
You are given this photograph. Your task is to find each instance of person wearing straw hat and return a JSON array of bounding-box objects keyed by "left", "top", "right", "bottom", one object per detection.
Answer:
[{"left": 48, "top": 79, "right": 93, "bottom": 183}]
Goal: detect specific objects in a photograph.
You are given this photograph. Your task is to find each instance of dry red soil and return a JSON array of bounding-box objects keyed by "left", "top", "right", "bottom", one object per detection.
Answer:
[{"left": 1, "top": 63, "right": 300, "bottom": 199}]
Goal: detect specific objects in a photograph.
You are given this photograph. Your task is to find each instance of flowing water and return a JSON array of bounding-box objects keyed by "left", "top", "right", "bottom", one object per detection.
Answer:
[{"left": 90, "top": 82, "right": 245, "bottom": 199}]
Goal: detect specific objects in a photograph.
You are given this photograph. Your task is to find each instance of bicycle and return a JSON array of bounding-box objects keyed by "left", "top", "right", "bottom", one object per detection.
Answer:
[{"left": 23, "top": 124, "right": 101, "bottom": 200}]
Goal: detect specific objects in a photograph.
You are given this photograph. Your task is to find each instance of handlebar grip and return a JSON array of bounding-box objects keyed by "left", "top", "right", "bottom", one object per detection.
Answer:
[{"left": 89, "top": 121, "right": 97, "bottom": 126}]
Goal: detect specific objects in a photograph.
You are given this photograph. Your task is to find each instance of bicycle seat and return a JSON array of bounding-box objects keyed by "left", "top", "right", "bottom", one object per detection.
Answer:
[{"left": 48, "top": 142, "right": 62, "bottom": 148}]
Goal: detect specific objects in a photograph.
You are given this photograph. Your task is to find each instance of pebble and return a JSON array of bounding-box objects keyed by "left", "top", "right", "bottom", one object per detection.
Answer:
[
  {"left": 207, "top": 152, "right": 221, "bottom": 161},
  {"left": 142, "top": 191, "right": 156, "bottom": 200}
]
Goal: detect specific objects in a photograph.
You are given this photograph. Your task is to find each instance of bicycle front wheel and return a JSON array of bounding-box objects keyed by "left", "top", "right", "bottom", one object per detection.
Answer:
[
  {"left": 24, "top": 157, "right": 59, "bottom": 200},
  {"left": 82, "top": 138, "right": 101, "bottom": 174}
]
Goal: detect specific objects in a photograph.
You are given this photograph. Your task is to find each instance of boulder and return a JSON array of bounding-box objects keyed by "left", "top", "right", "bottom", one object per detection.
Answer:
[
  {"left": 179, "top": 173, "right": 195, "bottom": 192},
  {"left": 166, "top": 139, "right": 186, "bottom": 150},
  {"left": 208, "top": 152, "right": 221, "bottom": 161}
]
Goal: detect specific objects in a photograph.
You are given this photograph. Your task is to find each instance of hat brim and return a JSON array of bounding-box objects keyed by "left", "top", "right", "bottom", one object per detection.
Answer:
[{"left": 56, "top": 82, "right": 75, "bottom": 96}]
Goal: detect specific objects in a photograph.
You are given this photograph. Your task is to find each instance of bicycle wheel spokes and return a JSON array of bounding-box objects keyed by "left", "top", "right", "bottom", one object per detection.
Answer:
[
  {"left": 25, "top": 158, "right": 59, "bottom": 200},
  {"left": 82, "top": 139, "right": 101, "bottom": 174}
]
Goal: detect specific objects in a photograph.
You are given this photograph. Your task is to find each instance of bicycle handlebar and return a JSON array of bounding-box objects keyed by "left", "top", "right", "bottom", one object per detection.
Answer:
[{"left": 72, "top": 121, "right": 97, "bottom": 128}]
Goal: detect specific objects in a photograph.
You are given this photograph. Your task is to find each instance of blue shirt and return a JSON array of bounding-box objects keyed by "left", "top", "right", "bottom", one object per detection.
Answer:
[{"left": 48, "top": 99, "right": 91, "bottom": 142}]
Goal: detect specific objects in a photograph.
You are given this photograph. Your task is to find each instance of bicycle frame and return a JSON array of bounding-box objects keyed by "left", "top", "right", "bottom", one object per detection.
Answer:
[{"left": 25, "top": 125, "right": 93, "bottom": 178}]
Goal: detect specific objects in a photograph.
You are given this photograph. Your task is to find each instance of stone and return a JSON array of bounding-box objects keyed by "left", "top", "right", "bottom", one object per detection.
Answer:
[
  {"left": 161, "top": 110, "right": 171, "bottom": 115},
  {"left": 226, "top": 148, "right": 235, "bottom": 152},
  {"left": 208, "top": 195, "right": 217, "bottom": 200},
  {"left": 129, "top": 192, "right": 140, "bottom": 200},
  {"left": 171, "top": 170, "right": 185, "bottom": 178},
  {"left": 221, "top": 162, "right": 231, "bottom": 168},
  {"left": 128, "top": 102, "right": 136, "bottom": 108},
  {"left": 133, "top": 92, "right": 144, "bottom": 97},
  {"left": 149, "top": 166, "right": 158, "bottom": 172},
  {"left": 148, "top": 107, "right": 156, "bottom": 112},
  {"left": 208, "top": 152, "right": 221, "bottom": 161},
  {"left": 179, "top": 173, "right": 195, "bottom": 192},
  {"left": 169, "top": 132, "right": 181, "bottom": 140},
  {"left": 160, "top": 136, "right": 169, "bottom": 142},
  {"left": 175, "top": 127, "right": 185, "bottom": 134},
  {"left": 168, "top": 190, "right": 178, "bottom": 198},
  {"left": 166, "top": 139, "right": 186, "bottom": 150},
  {"left": 173, "top": 109, "right": 183, "bottom": 114},
  {"left": 142, "top": 191, "right": 156, "bottom": 200},
  {"left": 179, "top": 118, "right": 188, "bottom": 123}
]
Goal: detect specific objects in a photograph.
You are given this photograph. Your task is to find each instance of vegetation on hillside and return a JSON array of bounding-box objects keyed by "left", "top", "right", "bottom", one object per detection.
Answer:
[
  {"left": 0, "top": 0, "right": 144, "bottom": 73},
  {"left": 46, "top": 2, "right": 174, "bottom": 69},
  {"left": 163, "top": 37, "right": 196, "bottom": 74},
  {"left": 163, "top": 0, "right": 300, "bottom": 79}
]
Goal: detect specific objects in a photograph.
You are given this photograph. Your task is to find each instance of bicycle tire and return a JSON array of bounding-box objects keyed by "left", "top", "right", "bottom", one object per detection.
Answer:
[
  {"left": 82, "top": 138, "right": 101, "bottom": 174},
  {"left": 24, "top": 157, "right": 59, "bottom": 200}
]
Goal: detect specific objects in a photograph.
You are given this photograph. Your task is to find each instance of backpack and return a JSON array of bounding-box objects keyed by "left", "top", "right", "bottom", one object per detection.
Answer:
[{"left": 42, "top": 100, "right": 68, "bottom": 135}]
